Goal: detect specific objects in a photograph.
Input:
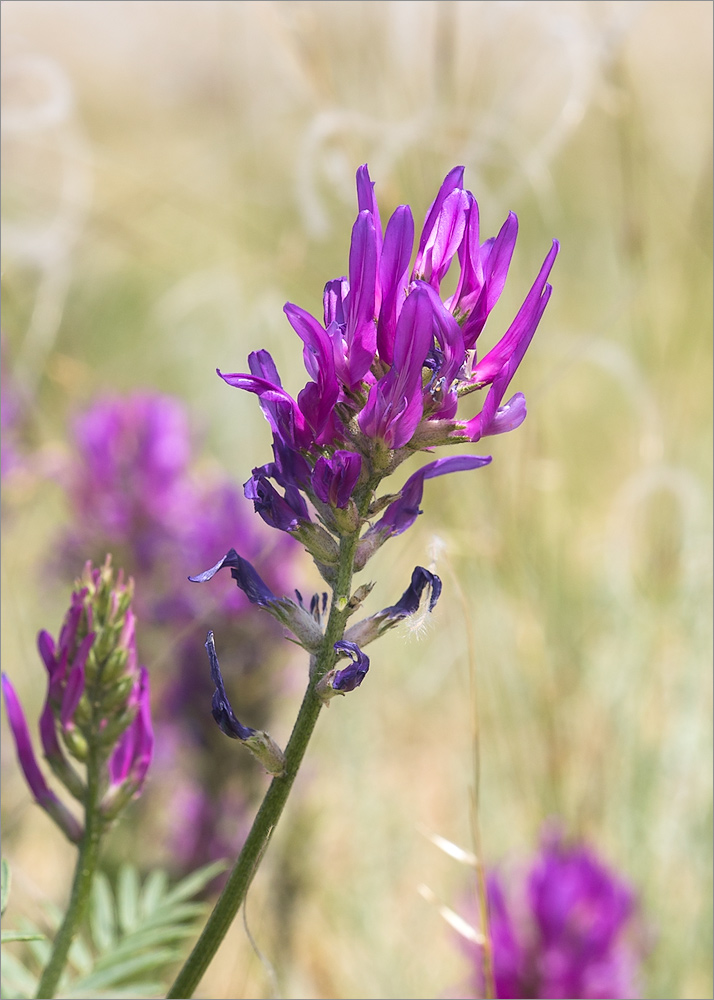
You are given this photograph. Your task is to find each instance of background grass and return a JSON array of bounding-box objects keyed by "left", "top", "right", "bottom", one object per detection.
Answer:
[{"left": 1, "top": 2, "right": 712, "bottom": 998}]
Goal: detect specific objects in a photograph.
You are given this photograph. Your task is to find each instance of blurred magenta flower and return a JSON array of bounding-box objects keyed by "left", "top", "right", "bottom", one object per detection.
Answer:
[
  {"left": 2, "top": 557, "right": 153, "bottom": 839},
  {"left": 64, "top": 393, "right": 294, "bottom": 608},
  {"left": 462, "top": 826, "right": 644, "bottom": 999},
  {"left": 216, "top": 165, "right": 558, "bottom": 563},
  {"left": 1, "top": 339, "right": 31, "bottom": 485}
]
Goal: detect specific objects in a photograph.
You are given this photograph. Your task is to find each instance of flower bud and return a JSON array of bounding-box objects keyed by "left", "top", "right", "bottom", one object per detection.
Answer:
[{"left": 316, "top": 641, "right": 370, "bottom": 704}]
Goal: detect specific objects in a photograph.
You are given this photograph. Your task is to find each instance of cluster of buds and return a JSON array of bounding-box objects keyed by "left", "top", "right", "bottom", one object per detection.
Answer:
[
  {"left": 2, "top": 557, "right": 153, "bottom": 842},
  {"left": 189, "top": 164, "right": 558, "bottom": 751}
]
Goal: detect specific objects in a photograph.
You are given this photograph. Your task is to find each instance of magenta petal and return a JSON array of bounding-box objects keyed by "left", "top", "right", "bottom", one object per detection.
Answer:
[
  {"left": 2, "top": 673, "right": 82, "bottom": 841},
  {"left": 458, "top": 210, "right": 520, "bottom": 348},
  {"left": 377, "top": 205, "right": 415, "bottom": 365},
  {"left": 283, "top": 303, "right": 332, "bottom": 382},
  {"left": 37, "top": 630, "right": 57, "bottom": 675},
  {"left": 60, "top": 665, "right": 85, "bottom": 731},
  {"left": 248, "top": 349, "right": 283, "bottom": 385},
  {"left": 2, "top": 674, "right": 53, "bottom": 805},
  {"left": 355, "top": 163, "right": 383, "bottom": 255},
  {"left": 416, "top": 165, "right": 465, "bottom": 259},
  {"left": 414, "top": 188, "right": 469, "bottom": 289},
  {"left": 373, "top": 454, "right": 492, "bottom": 536},
  {"left": 358, "top": 285, "right": 433, "bottom": 449},
  {"left": 345, "top": 210, "right": 378, "bottom": 387},
  {"left": 481, "top": 211, "right": 520, "bottom": 314},
  {"left": 218, "top": 368, "right": 312, "bottom": 450},
  {"left": 471, "top": 239, "right": 559, "bottom": 386},
  {"left": 108, "top": 667, "right": 153, "bottom": 790}
]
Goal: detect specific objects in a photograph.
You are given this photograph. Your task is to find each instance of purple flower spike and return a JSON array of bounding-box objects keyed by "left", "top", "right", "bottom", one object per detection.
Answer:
[
  {"left": 204, "top": 631, "right": 255, "bottom": 741},
  {"left": 2, "top": 673, "right": 83, "bottom": 843},
  {"left": 312, "top": 451, "right": 362, "bottom": 508},
  {"left": 528, "top": 827, "right": 635, "bottom": 962},
  {"left": 69, "top": 394, "right": 192, "bottom": 558},
  {"left": 463, "top": 824, "right": 645, "bottom": 1000},
  {"left": 213, "top": 163, "right": 558, "bottom": 574}
]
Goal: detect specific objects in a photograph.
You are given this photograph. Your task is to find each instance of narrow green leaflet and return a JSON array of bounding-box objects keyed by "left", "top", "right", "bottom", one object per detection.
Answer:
[{"left": 0, "top": 861, "right": 228, "bottom": 1000}]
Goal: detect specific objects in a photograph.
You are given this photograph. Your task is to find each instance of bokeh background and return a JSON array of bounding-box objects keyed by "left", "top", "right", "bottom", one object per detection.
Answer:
[{"left": 1, "top": 2, "right": 712, "bottom": 998}]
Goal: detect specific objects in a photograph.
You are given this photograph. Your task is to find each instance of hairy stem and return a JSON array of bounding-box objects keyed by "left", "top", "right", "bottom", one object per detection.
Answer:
[
  {"left": 167, "top": 530, "right": 360, "bottom": 999},
  {"left": 35, "top": 757, "right": 103, "bottom": 999}
]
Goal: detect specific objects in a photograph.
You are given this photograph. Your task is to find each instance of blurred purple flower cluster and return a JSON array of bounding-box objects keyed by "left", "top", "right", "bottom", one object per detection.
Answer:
[
  {"left": 1, "top": 340, "right": 35, "bottom": 487},
  {"left": 59, "top": 392, "right": 302, "bottom": 872},
  {"left": 464, "top": 826, "right": 644, "bottom": 999},
  {"left": 63, "top": 393, "right": 295, "bottom": 614}
]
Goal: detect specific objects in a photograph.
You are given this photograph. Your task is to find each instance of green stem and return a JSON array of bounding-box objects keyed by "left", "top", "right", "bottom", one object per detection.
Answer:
[
  {"left": 167, "top": 531, "right": 360, "bottom": 999},
  {"left": 35, "top": 756, "right": 103, "bottom": 999}
]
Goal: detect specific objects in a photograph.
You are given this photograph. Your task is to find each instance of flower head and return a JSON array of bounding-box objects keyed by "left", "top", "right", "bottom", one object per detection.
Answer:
[
  {"left": 2, "top": 557, "right": 153, "bottom": 837},
  {"left": 215, "top": 165, "right": 557, "bottom": 570},
  {"left": 462, "top": 825, "right": 644, "bottom": 999}
]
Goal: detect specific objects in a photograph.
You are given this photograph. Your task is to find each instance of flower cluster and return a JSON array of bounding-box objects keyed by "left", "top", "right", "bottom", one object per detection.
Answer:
[
  {"left": 2, "top": 558, "right": 153, "bottom": 841},
  {"left": 62, "top": 392, "right": 295, "bottom": 615},
  {"left": 213, "top": 164, "right": 558, "bottom": 576},
  {"left": 190, "top": 164, "right": 558, "bottom": 718},
  {"left": 463, "top": 826, "right": 644, "bottom": 999}
]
